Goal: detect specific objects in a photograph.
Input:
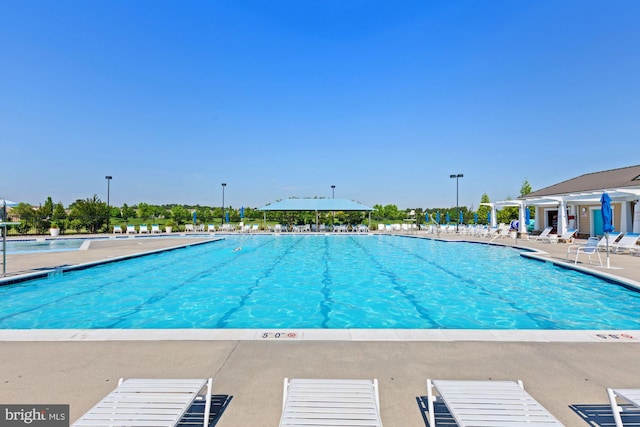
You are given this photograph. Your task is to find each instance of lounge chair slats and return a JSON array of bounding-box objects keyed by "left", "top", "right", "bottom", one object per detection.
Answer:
[
  {"left": 427, "top": 380, "right": 563, "bottom": 427},
  {"left": 280, "top": 378, "right": 382, "bottom": 427},
  {"left": 73, "top": 378, "right": 212, "bottom": 427}
]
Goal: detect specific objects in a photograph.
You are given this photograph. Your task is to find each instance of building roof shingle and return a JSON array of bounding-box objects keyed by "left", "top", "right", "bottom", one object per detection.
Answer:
[{"left": 525, "top": 165, "right": 640, "bottom": 198}]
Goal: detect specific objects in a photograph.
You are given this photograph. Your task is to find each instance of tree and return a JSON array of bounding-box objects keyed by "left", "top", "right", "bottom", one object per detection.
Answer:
[
  {"left": 121, "top": 203, "right": 136, "bottom": 222},
  {"left": 520, "top": 178, "right": 535, "bottom": 221},
  {"left": 11, "top": 202, "right": 35, "bottom": 234},
  {"left": 520, "top": 179, "right": 532, "bottom": 197},
  {"left": 170, "top": 205, "right": 191, "bottom": 226},
  {"left": 52, "top": 202, "right": 67, "bottom": 234},
  {"left": 68, "top": 195, "right": 109, "bottom": 233},
  {"left": 138, "top": 203, "right": 153, "bottom": 221}
]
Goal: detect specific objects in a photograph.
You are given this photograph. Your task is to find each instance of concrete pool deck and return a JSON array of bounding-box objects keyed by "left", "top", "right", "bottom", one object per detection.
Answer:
[{"left": 1, "top": 232, "right": 640, "bottom": 426}]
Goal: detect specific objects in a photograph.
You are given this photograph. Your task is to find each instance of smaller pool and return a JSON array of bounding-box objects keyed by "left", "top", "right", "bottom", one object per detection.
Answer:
[{"left": 2, "top": 238, "right": 88, "bottom": 254}]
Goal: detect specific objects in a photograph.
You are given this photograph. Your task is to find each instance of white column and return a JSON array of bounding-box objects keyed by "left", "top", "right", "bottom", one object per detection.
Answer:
[
  {"left": 491, "top": 206, "right": 498, "bottom": 228},
  {"left": 518, "top": 204, "right": 526, "bottom": 233},
  {"left": 620, "top": 201, "right": 632, "bottom": 233},
  {"left": 558, "top": 200, "right": 568, "bottom": 235},
  {"left": 633, "top": 201, "right": 640, "bottom": 233},
  {"left": 534, "top": 206, "right": 541, "bottom": 231}
]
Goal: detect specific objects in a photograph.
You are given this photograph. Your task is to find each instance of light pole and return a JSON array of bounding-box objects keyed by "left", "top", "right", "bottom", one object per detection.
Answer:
[
  {"left": 331, "top": 185, "right": 335, "bottom": 199},
  {"left": 105, "top": 176, "right": 112, "bottom": 232},
  {"left": 221, "top": 183, "right": 227, "bottom": 225},
  {"left": 450, "top": 173, "right": 463, "bottom": 232}
]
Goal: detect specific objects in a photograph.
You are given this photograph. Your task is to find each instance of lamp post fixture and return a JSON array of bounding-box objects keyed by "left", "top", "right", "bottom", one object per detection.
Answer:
[
  {"left": 331, "top": 185, "right": 335, "bottom": 199},
  {"left": 450, "top": 173, "right": 463, "bottom": 232},
  {"left": 221, "top": 183, "right": 227, "bottom": 224},
  {"left": 331, "top": 185, "right": 336, "bottom": 226},
  {"left": 105, "top": 176, "right": 112, "bottom": 231}
]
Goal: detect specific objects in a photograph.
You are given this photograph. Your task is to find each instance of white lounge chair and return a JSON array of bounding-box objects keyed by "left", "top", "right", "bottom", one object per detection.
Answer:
[
  {"left": 73, "top": 378, "right": 212, "bottom": 427},
  {"left": 126, "top": 225, "right": 137, "bottom": 234},
  {"left": 597, "top": 232, "right": 622, "bottom": 251},
  {"left": 612, "top": 233, "right": 640, "bottom": 253},
  {"left": 426, "top": 379, "right": 563, "bottom": 427},
  {"left": 550, "top": 228, "right": 577, "bottom": 244},
  {"left": 207, "top": 224, "right": 216, "bottom": 232},
  {"left": 150, "top": 224, "right": 161, "bottom": 234},
  {"left": 113, "top": 225, "right": 123, "bottom": 234},
  {"left": 529, "top": 226, "right": 553, "bottom": 242},
  {"left": 139, "top": 224, "right": 149, "bottom": 234},
  {"left": 279, "top": 378, "right": 382, "bottom": 427},
  {"left": 567, "top": 237, "right": 602, "bottom": 266},
  {"left": 184, "top": 224, "right": 195, "bottom": 232}
]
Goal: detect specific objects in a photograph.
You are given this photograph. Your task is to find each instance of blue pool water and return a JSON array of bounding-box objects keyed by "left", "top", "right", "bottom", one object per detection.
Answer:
[
  {"left": 2, "top": 238, "right": 88, "bottom": 254},
  {"left": 1, "top": 234, "right": 639, "bottom": 329}
]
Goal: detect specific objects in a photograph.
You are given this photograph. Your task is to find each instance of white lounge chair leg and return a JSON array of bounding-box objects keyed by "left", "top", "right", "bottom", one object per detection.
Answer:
[
  {"left": 608, "top": 388, "right": 625, "bottom": 427},
  {"left": 203, "top": 378, "right": 212, "bottom": 427},
  {"left": 427, "top": 379, "right": 436, "bottom": 427}
]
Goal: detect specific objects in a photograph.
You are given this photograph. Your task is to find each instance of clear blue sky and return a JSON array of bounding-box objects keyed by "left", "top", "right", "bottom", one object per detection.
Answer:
[{"left": 2, "top": 1, "right": 639, "bottom": 210}]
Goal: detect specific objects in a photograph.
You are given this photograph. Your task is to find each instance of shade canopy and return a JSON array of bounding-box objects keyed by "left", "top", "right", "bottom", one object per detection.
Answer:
[
  {"left": 0, "top": 199, "right": 18, "bottom": 207},
  {"left": 258, "top": 198, "right": 373, "bottom": 212}
]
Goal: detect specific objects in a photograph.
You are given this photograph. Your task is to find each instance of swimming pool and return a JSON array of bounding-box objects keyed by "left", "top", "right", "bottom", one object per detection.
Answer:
[
  {"left": 1, "top": 234, "right": 639, "bottom": 329},
  {"left": 2, "top": 238, "right": 89, "bottom": 254}
]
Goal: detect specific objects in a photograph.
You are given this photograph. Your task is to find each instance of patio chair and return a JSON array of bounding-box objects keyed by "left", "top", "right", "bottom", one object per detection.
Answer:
[
  {"left": 126, "top": 225, "right": 137, "bottom": 234},
  {"left": 612, "top": 233, "right": 640, "bottom": 254},
  {"left": 207, "top": 224, "right": 216, "bottom": 232},
  {"left": 607, "top": 387, "right": 640, "bottom": 427},
  {"left": 73, "top": 378, "right": 212, "bottom": 427},
  {"left": 529, "top": 226, "right": 553, "bottom": 242},
  {"left": 184, "top": 224, "right": 195, "bottom": 232},
  {"left": 279, "top": 378, "right": 382, "bottom": 427},
  {"left": 567, "top": 237, "right": 602, "bottom": 266},
  {"left": 139, "top": 224, "right": 149, "bottom": 234},
  {"left": 151, "top": 224, "right": 161, "bottom": 234},
  {"left": 113, "top": 225, "right": 123, "bottom": 234},
  {"left": 426, "top": 379, "right": 563, "bottom": 427}
]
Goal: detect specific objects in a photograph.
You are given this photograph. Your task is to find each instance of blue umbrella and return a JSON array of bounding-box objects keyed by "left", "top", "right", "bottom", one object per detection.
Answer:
[
  {"left": 225, "top": 211, "right": 230, "bottom": 223},
  {"left": 193, "top": 211, "right": 197, "bottom": 225},
  {"left": 436, "top": 212, "right": 440, "bottom": 224},
  {"left": 601, "top": 192, "right": 614, "bottom": 268},
  {"left": 459, "top": 210, "right": 464, "bottom": 224},
  {"left": 487, "top": 211, "right": 491, "bottom": 225},
  {"left": 240, "top": 206, "right": 244, "bottom": 220},
  {"left": 474, "top": 212, "right": 478, "bottom": 224},
  {"left": 425, "top": 213, "right": 429, "bottom": 223},
  {"left": 446, "top": 212, "right": 450, "bottom": 224},
  {"left": 525, "top": 208, "right": 531, "bottom": 225}
]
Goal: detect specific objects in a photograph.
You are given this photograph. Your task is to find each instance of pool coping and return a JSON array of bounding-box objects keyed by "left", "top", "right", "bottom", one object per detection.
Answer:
[{"left": 1, "top": 234, "right": 639, "bottom": 343}]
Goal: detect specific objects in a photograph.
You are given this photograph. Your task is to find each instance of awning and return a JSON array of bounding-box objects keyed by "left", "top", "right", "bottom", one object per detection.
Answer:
[{"left": 258, "top": 198, "right": 373, "bottom": 212}]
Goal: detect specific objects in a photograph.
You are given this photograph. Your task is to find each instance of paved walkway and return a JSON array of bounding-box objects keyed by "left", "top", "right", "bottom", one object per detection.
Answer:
[{"left": 0, "top": 232, "right": 639, "bottom": 426}]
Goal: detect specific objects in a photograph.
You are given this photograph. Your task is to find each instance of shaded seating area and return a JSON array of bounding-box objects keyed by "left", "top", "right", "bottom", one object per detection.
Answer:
[
  {"left": 279, "top": 378, "right": 382, "bottom": 427},
  {"left": 72, "top": 378, "right": 213, "bottom": 427},
  {"left": 426, "top": 379, "right": 564, "bottom": 427}
]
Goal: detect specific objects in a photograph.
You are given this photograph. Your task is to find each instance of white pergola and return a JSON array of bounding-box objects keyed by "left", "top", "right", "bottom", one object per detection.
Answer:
[{"left": 485, "top": 188, "right": 640, "bottom": 236}]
